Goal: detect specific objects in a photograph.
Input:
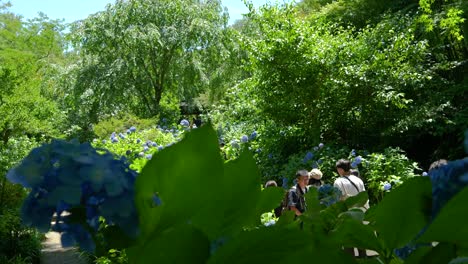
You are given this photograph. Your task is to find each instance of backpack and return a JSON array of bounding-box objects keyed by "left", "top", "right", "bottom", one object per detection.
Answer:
[
  {"left": 275, "top": 186, "right": 307, "bottom": 217},
  {"left": 274, "top": 191, "right": 290, "bottom": 218}
]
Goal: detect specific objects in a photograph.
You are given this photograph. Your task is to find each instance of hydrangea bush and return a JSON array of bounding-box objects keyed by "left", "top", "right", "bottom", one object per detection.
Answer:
[{"left": 6, "top": 126, "right": 468, "bottom": 263}]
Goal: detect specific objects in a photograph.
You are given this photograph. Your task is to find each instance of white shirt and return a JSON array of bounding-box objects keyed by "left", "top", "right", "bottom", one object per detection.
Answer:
[{"left": 334, "top": 175, "right": 369, "bottom": 209}]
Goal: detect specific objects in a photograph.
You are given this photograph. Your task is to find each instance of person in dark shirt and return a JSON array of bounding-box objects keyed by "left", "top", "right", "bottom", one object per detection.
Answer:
[{"left": 288, "top": 170, "right": 309, "bottom": 216}]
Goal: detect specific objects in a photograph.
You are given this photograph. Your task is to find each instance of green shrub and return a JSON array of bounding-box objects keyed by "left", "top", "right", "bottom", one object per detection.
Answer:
[{"left": 93, "top": 113, "right": 158, "bottom": 139}]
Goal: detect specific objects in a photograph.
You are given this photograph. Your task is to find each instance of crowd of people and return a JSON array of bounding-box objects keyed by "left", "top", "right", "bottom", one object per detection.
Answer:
[
  {"left": 265, "top": 158, "right": 368, "bottom": 217},
  {"left": 264, "top": 158, "right": 369, "bottom": 258}
]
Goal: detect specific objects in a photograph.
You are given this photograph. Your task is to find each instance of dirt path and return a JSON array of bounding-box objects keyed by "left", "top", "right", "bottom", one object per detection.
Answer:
[{"left": 41, "top": 232, "right": 88, "bottom": 264}]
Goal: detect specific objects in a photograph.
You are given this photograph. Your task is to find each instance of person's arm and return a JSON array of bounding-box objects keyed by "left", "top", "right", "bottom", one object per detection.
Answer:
[{"left": 289, "top": 206, "right": 302, "bottom": 216}]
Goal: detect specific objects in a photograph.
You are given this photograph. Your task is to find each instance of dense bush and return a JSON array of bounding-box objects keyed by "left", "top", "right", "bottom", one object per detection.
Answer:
[
  {"left": 0, "top": 136, "right": 42, "bottom": 263},
  {"left": 6, "top": 125, "right": 468, "bottom": 263}
]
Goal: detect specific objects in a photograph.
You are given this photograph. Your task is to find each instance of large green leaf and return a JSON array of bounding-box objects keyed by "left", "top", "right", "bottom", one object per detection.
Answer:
[
  {"left": 127, "top": 223, "right": 210, "bottom": 264},
  {"left": 216, "top": 150, "right": 282, "bottom": 237},
  {"left": 372, "top": 177, "right": 432, "bottom": 249},
  {"left": 331, "top": 218, "right": 383, "bottom": 254},
  {"left": 419, "top": 187, "right": 468, "bottom": 247},
  {"left": 405, "top": 242, "right": 456, "bottom": 264},
  {"left": 135, "top": 125, "right": 224, "bottom": 239},
  {"left": 207, "top": 227, "right": 356, "bottom": 264},
  {"left": 345, "top": 191, "right": 369, "bottom": 209}
]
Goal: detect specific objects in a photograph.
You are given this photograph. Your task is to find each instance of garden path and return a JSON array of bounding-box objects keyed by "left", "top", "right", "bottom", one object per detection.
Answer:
[{"left": 40, "top": 232, "right": 87, "bottom": 264}]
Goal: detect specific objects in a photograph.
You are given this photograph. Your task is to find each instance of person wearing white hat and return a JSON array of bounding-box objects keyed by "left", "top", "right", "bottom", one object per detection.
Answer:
[{"left": 308, "top": 168, "right": 323, "bottom": 188}]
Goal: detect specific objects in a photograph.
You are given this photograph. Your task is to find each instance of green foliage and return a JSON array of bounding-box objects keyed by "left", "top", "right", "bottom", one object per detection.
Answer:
[
  {"left": 95, "top": 249, "right": 128, "bottom": 264},
  {"left": 0, "top": 5, "right": 67, "bottom": 141},
  {"left": 92, "top": 126, "right": 178, "bottom": 172},
  {"left": 69, "top": 0, "right": 229, "bottom": 118},
  {"left": 130, "top": 125, "right": 284, "bottom": 262},
  {"left": 371, "top": 177, "right": 432, "bottom": 250},
  {"left": 360, "top": 148, "right": 421, "bottom": 204},
  {"left": 0, "top": 136, "right": 42, "bottom": 264},
  {"left": 93, "top": 113, "right": 158, "bottom": 139}
]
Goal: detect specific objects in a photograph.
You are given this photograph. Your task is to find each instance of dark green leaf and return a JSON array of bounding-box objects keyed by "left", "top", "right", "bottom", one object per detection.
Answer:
[
  {"left": 127, "top": 224, "right": 210, "bottom": 264},
  {"left": 419, "top": 187, "right": 468, "bottom": 247},
  {"left": 373, "top": 177, "right": 432, "bottom": 249},
  {"left": 135, "top": 125, "right": 224, "bottom": 239},
  {"left": 405, "top": 242, "right": 456, "bottom": 264},
  {"left": 207, "top": 227, "right": 356, "bottom": 264}
]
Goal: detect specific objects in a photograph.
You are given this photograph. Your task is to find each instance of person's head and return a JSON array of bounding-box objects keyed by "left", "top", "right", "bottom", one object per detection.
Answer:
[
  {"left": 336, "top": 159, "right": 351, "bottom": 176},
  {"left": 350, "top": 169, "right": 360, "bottom": 177},
  {"left": 265, "top": 180, "right": 278, "bottom": 188},
  {"left": 296, "top": 169, "right": 309, "bottom": 188},
  {"left": 429, "top": 159, "right": 448, "bottom": 172},
  {"left": 308, "top": 169, "right": 323, "bottom": 187}
]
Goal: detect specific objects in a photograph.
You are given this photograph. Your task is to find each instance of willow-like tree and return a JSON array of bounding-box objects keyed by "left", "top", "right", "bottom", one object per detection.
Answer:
[{"left": 69, "top": 0, "right": 229, "bottom": 118}]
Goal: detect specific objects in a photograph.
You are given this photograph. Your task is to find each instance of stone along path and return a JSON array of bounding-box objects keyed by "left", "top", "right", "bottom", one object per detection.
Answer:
[{"left": 41, "top": 232, "right": 87, "bottom": 264}]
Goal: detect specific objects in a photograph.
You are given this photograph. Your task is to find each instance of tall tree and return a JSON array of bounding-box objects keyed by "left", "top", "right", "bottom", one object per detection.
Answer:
[
  {"left": 69, "top": 0, "right": 229, "bottom": 118},
  {"left": 0, "top": 2, "right": 66, "bottom": 142}
]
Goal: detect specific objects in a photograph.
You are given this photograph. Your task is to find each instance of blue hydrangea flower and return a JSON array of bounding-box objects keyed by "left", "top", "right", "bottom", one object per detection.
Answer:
[
  {"left": 317, "top": 159, "right": 323, "bottom": 164},
  {"left": 249, "top": 131, "right": 257, "bottom": 140},
  {"left": 180, "top": 119, "right": 190, "bottom": 127},
  {"left": 318, "top": 184, "right": 342, "bottom": 207},
  {"left": 145, "top": 154, "right": 152, "bottom": 160},
  {"left": 240, "top": 135, "right": 248, "bottom": 143},
  {"left": 118, "top": 133, "right": 125, "bottom": 139},
  {"left": 422, "top": 172, "right": 428, "bottom": 176},
  {"left": 318, "top": 143, "right": 324, "bottom": 148},
  {"left": 138, "top": 152, "right": 144, "bottom": 157},
  {"left": 126, "top": 129, "right": 131, "bottom": 134},
  {"left": 151, "top": 142, "right": 158, "bottom": 147},
  {"left": 351, "top": 161, "right": 357, "bottom": 168},
  {"left": 102, "top": 140, "right": 107, "bottom": 144},
  {"left": 136, "top": 139, "right": 141, "bottom": 144},
  {"left": 143, "top": 146, "right": 149, "bottom": 152},
  {"left": 129, "top": 126, "right": 137, "bottom": 132},
  {"left": 313, "top": 146, "right": 319, "bottom": 151},
  {"left": 268, "top": 153, "right": 273, "bottom": 159},
  {"left": 6, "top": 140, "right": 139, "bottom": 253},
  {"left": 264, "top": 220, "right": 276, "bottom": 227},
  {"left": 383, "top": 182, "right": 391, "bottom": 191},
  {"left": 157, "top": 146, "right": 163, "bottom": 151},
  {"left": 355, "top": 156, "right": 362, "bottom": 164},
  {"left": 303, "top": 152, "right": 314, "bottom": 163},
  {"left": 111, "top": 137, "right": 118, "bottom": 143},
  {"left": 351, "top": 149, "right": 356, "bottom": 156}
]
